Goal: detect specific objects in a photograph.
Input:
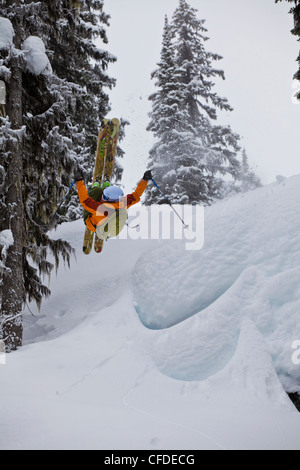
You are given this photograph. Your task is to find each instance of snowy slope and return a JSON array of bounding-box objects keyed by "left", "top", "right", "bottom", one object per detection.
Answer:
[{"left": 1, "top": 175, "right": 300, "bottom": 450}]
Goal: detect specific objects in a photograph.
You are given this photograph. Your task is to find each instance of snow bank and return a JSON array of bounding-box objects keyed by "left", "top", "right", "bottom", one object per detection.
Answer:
[
  {"left": 207, "top": 318, "right": 293, "bottom": 409},
  {"left": 0, "top": 17, "right": 14, "bottom": 50},
  {"left": 22, "top": 36, "right": 52, "bottom": 76},
  {"left": 132, "top": 175, "right": 300, "bottom": 391}
]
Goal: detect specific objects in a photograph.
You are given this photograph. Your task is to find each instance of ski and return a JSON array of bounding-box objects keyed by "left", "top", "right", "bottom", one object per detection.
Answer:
[
  {"left": 82, "top": 119, "right": 112, "bottom": 254},
  {"left": 94, "top": 118, "right": 120, "bottom": 253},
  {"left": 82, "top": 118, "right": 120, "bottom": 255}
]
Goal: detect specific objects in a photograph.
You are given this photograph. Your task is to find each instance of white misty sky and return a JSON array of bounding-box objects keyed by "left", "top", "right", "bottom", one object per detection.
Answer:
[{"left": 101, "top": 0, "right": 299, "bottom": 191}]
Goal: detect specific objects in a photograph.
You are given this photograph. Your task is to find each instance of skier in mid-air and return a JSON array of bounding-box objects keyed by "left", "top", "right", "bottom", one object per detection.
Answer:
[{"left": 74, "top": 169, "right": 152, "bottom": 236}]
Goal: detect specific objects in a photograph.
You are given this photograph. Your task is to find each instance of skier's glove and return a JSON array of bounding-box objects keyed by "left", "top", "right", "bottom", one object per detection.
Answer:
[
  {"left": 74, "top": 170, "right": 84, "bottom": 182},
  {"left": 143, "top": 170, "right": 152, "bottom": 181}
]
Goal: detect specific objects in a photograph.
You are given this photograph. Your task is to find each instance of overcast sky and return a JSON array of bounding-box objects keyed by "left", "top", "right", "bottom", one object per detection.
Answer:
[{"left": 102, "top": 0, "right": 299, "bottom": 191}]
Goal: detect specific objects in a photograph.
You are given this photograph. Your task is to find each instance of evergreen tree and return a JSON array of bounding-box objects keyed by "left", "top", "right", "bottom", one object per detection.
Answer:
[
  {"left": 0, "top": 0, "right": 117, "bottom": 351},
  {"left": 21, "top": 0, "right": 123, "bottom": 219},
  {"left": 146, "top": 16, "right": 205, "bottom": 204},
  {"left": 275, "top": 0, "right": 300, "bottom": 100},
  {"left": 222, "top": 149, "right": 262, "bottom": 196},
  {"left": 146, "top": 0, "right": 242, "bottom": 204},
  {"left": 238, "top": 149, "right": 262, "bottom": 192}
]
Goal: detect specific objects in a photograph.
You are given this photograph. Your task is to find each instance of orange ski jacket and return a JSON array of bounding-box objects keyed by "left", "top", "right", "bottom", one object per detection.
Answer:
[{"left": 76, "top": 179, "right": 148, "bottom": 232}]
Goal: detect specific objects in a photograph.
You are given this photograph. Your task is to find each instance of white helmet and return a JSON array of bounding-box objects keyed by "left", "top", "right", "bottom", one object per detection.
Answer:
[{"left": 103, "top": 185, "right": 124, "bottom": 202}]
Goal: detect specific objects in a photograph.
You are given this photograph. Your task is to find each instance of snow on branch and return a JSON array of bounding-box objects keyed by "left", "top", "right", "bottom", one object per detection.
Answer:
[
  {"left": 0, "top": 229, "right": 14, "bottom": 274},
  {"left": 0, "top": 17, "right": 14, "bottom": 50},
  {"left": 0, "top": 229, "right": 14, "bottom": 258},
  {"left": 22, "top": 36, "right": 52, "bottom": 76}
]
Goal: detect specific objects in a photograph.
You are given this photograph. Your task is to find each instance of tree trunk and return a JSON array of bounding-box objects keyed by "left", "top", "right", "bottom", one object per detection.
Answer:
[{"left": 1, "top": 42, "right": 24, "bottom": 352}]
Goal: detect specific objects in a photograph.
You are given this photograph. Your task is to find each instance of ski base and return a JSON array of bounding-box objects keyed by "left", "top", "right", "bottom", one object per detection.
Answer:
[
  {"left": 83, "top": 228, "right": 94, "bottom": 255},
  {"left": 82, "top": 118, "right": 120, "bottom": 255},
  {"left": 94, "top": 237, "right": 104, "bottom": 253}
]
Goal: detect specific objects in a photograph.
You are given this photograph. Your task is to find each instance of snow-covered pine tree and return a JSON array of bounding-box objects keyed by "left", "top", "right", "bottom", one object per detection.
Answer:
[
  {"left": 275, "top": 0, "right": 300, "bottom": 100},
  {"left": 21, "top": 0, "right": 123, "bottom": 220},
  {"left": 0, "top": 0, "right": 117, "bottom": 351},
  {"left": 0, "top": 4, "right": 73, "bottom": 351},
  {"left": 146, "top": 15, "right": 211, "bottom": 205},
  {"left": 0, "top": 7, "right": 24, "bottom": 351},
  {"left": 238, "top": 149, "right": 262, "bottom": 192},
  {"left": 146, "top": 16, "right": 178, "bottom": 202},
  {"left": 172, "top": 0, "right": 242, "bottom": 186},
  {"left": 221, "top": 149, "right": 262, "bottom": 196},
  {"left": 146, "top": 0, "right": 242, "bottom": 204}
]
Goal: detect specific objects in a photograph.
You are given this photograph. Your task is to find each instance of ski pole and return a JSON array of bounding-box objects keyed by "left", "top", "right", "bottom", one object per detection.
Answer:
[
  {"left": 151, "top": 178, "right": 189, "bottom": 229},
  {"left": 55, "top": 178, "right": 77, "bottom": 213},
  {"left": 44, "top": 179, "right": 76, "bottom": 232}
]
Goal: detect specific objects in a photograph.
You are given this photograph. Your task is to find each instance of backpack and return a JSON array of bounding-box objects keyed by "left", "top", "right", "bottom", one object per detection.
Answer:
[
  {"left": 96, "top": 207, "right": 128, "bottom": 240},
  {"left": 84, "top": 184, "right": 128, "bottom": 239},
  {"left": 83, "top": 185, "right": 103, "bottom": 225}
]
